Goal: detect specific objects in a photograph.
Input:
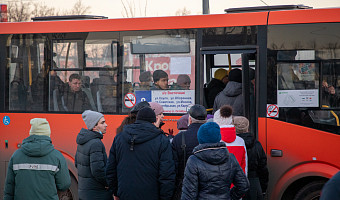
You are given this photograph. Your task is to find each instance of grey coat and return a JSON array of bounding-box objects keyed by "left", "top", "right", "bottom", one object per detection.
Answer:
[{"left": 213, "top": 81, "right": 244, "bottom": 116}]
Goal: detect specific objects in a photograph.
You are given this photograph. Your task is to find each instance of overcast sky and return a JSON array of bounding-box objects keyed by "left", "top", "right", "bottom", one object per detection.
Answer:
[{"left": 2, "top": 0, "right": 340, "bottom": 18}]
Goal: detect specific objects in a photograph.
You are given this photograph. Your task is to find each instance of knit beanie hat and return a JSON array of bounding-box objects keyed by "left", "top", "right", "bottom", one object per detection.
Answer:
[
  {"left": 82, "top": 110, "right": 104, "bottom": 130},
  {"left": 137, "top": 107, "right": 156, "bottom": 123},
  {"left": 29, "top": 118, "right": 51, "bottom": 137},
  {"left": 131, "top": 101, "right": 150, "bottom": 114},
  {"left": 214, "top": 68, "right": 228, "bottom": 81},
  {"left": 197, "top": 122, "right": 221, "bottom": 144},
  {"left": 149, "top": 102, "right": 164, "bottom": 116},
  {"left": 214, "top": 105, "right": 233, "bottom": 126},
  {"left": 233, "top": 116, "right": 249, "bottom": 134},
  {"left": 177, "top": 114, "right": 189, "bottom": 130},
  {"left": 228, "top": 68, "right": 242, "bottom": 83}
]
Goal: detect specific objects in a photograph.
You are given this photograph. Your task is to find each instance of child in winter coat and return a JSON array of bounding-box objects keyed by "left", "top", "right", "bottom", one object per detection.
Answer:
[
  {"left": 214, "top": 105, "right": 248, "bottom": 175},
  {"left": 181, "top": 122, "right": 249, "bottom": 199}
]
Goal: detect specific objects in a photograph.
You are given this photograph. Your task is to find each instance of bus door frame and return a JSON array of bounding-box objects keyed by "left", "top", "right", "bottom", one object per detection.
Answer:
[{"left": 200, "top": 45, "right": 258, "bottom": 133}]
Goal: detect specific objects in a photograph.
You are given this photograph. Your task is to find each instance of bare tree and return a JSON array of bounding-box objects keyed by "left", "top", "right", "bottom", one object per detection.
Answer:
[
  {"left": 7, "top": 1, "right": 32, "bottom": 22},
  {"left": 175, "top": 7, "right": 191, "bottom": 16},
  {"left": 121, "top": 0, "right": 147, "bottom": 18},
  {"left": 32, "top": 2, "right": 60, "bottom": 17},
  {"left": 67, "top": 0, "right": 91, "bottom": 15},
  {"left": 7, "top": 0, "right": 91, "bottom": 22}
]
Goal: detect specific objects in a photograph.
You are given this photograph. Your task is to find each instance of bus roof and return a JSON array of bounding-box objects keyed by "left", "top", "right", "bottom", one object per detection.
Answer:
[
  {"left": 0, "top": 8, "right": 339, "bottom": 34},
  {"left": 224, "top": 4, "right": 312, "bottom": 13}
]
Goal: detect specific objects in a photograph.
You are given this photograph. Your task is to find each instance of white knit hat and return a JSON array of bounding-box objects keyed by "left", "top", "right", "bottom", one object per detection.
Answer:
[
  {"left": 213, "top": 105, "right": 233, "bottom": 127},
  {"left": 29, "top": 118, "right": 51, "bottom": 137}
]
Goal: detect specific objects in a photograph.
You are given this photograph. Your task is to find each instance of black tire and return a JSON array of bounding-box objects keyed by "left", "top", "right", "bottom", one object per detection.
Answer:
[
  {"left": 293, "top": 180, "right": 326, "bottom": 200},
  {"left": 58, "top": 174, "right": 78, "bottom": 200}
]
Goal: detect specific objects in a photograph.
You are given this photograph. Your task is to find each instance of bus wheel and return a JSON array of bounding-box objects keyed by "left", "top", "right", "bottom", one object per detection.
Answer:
[
  {"left": 58, "top": 175, "right": 78, "bottom": 200},
  {"left": 293, "top": 180, "right": 326, "bottom": 200}
]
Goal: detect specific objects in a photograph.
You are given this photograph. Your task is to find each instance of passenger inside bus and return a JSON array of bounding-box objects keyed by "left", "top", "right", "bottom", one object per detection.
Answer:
[
  {"left": 135, "top": 71, "right": 152, "bottom": 91},
  {"left": 171, "top": 74, "right": 191, "bottom": 90},
  {"left": 91, "top": 66, "right": 117, "bottom": 112},
  {"left": 205, "top": 68, "right": 229, "bottom": 109},
  {"left": 322, "top": 80, "right": 340, "bottom": 108},
  {"left": 151, "top": 69, "right": 169, "bottom": 90},
  {"left": 55, "top": 73, "right": 91, "bottom": 112},
  {"left": 31, "top": 61, "right": 64, "bottom": 111},
  {"left": 213, "top": 68, "right": 243, "bottom": 116},
  {"left": 10, "top": 75, "right": 27, "bottom": 110}
]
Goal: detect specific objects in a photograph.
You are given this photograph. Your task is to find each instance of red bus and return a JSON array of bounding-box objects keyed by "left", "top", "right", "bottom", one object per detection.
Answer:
[{"left": 1, "top": 5, "right": 340, "bottom": 200}]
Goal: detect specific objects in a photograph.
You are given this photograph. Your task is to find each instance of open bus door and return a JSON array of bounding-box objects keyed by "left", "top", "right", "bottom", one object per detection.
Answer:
[{"left": 201, "top": 46, "right": 257, "bottom": 134}]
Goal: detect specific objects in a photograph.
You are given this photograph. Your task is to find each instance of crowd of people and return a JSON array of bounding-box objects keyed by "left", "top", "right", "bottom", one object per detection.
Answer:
[
  {"left": 4, "top": 67, "right": 339, "bottom": 200},
  {"left": 3, "top": 100, "right": 267, "bottom": 200}
]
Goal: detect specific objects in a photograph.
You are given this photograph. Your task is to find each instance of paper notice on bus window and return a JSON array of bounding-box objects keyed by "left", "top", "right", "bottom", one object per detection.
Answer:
[
  {"left": 134, "top": 90, "right": 195, "bottom": 113},
  {"left": 153, "top": 90, "right": 194, "bottom": 113},
  {"left": 170, "top": 57, "right": 191, "bottom": 74},
  {"left": 277, "top": 89, "right": 318, "bottom": 107}
]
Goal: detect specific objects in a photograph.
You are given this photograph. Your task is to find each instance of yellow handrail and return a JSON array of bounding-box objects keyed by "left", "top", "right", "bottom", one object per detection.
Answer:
[
  {"left": 228, "top": 54, "right": 232, "bottom": 72},
  {"left": 322, "top": 105, "right": 340, "bottom": 126}
]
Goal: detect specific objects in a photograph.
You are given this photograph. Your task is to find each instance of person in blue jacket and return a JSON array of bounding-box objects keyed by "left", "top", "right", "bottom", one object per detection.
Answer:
[
  {"left": 320, "top": 171, "right": 340, "bottom": 200},
  {"left": 4, "top": 118, "right": 71, "bottom": 200},
  {"left": 181, "top": 122, "right": 249, "bottom": 200},
  {"left": 75, "top": 110, "right": 112, "bottom": 200},
  {"left": 106, "top": 107, "right": 175, "bottom": 200}
]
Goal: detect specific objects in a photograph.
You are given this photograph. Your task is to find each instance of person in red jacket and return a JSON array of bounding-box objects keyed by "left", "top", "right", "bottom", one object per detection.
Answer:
[{"left": 214, "top": 105, "right": 248, "bottom": 175}]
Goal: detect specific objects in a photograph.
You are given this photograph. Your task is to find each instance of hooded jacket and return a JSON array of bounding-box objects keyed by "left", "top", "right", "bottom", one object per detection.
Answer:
[
  {"left": 106, "top": 120, "right": 175, "bottom": 200},
  {"left": 75, "top": 128, "right": 112, "bottom": 200},
  {"left": 4, "top": 135, "right": 71, "bottom": 200},
  {"left": 220, "top": 125, "right": 248, "bottom": 176},
  {"left": 238, "top": 132, "right": 269, "bottom": 192},
  {"left": 181, "top": 142, "right": 249, "bottom": 200},
  {"left": 213, "top": 81, "right": 244, "bottom": 116}
]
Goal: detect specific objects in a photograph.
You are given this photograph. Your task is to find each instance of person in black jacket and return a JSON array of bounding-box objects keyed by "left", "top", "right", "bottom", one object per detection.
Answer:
[
  {"left": 106, "top": 107, "right": 175, "bottom": 200},
  {"left": 75, "top": 110, "right": 112, "bottom": 200},
  {"left": 181, "top": 122, "right": 249, "bottom": 199},
  {"left": 206, "top": 68, "right": 229, "bottom": 108},
  {"left": 57, "top": 74, "right": 91, "bottom": 112},
  {"left": 116, "top": 101, "right": 151, "bottom": 134},
  {"left": 233, "top": 116, "right": 269, "bottom": 200},
  {"left": 171, "top": 104, "right": 207, "bottom": 199}
]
